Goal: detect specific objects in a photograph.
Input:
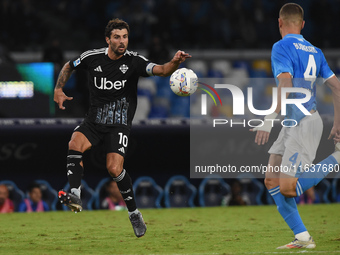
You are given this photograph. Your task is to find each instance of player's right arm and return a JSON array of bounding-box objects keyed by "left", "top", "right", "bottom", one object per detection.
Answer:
[
  {"left": 152, "top": 50, "right": 191, "bottom": 77},
  {"left": 54, "top": 61, "right": 74, "bottom": 110},
  {"left": 325, "top": 75, "right": 340, "bottom": 143},
  {"left": 251, "top": 42, "right": 293, "bottom": 145},
  {"left": 251, "top": 73, "right": 293, "bottom": 145}
]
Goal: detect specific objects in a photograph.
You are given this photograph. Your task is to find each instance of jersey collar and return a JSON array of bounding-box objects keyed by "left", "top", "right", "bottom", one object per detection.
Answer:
[{"left": 283, "top": 34, "right": 304, "bottom": 40}]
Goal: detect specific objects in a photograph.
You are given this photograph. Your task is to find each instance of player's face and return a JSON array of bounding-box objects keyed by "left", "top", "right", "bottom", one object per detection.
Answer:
[{"left": 107, "top": 28, "right": 129, "bottom": 56}]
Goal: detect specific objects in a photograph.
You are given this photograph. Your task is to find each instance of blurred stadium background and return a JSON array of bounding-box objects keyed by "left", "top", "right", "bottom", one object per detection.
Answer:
[{"left": 1, "top": 0, "right": 340, "bottom": 211}]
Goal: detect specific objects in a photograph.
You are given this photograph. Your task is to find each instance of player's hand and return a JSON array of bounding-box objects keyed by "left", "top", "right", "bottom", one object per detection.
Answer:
[
  {"left": 172, "top": 50, "right": 191, "bottom": 64},
  {"left": 250, "top": 112, "right": 278, "bottom": 145},
  {"left": 328, "top": 124, "right": 340, "bottom": 143},
  {"left": 250, "top": 129, "right": 270, "bottom": 145},
  {"left": 54, "top": 88, "right": 73, "bottom": 110}
]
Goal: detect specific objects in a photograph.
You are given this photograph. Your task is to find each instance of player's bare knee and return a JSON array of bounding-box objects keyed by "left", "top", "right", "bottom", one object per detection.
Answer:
[
  {"left": 265, "top": 178, "right": 275, "bottom": 190},
  {"left": 264, "top": 173, "right": 280, "bottom": 189},
  {"left": 279, "top": 186, "right": 296, "bottom": 198},
  {"left": 107, "top": 164, "right": 123, "bottom": 178},
  {"left": 68, "top": 139, "right": 81, "bottom": 152}
]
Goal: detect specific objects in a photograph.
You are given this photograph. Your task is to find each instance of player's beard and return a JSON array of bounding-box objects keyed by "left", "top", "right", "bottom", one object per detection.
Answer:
[{"left": 112, "top": 43, "right": 127, "bottom": 56}]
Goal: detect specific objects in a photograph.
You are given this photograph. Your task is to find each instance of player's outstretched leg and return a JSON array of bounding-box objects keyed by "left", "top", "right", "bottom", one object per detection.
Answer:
[
  {"left": 268, "top": 186, "right": 315, "bottom": 249},
  {"left": 112, "top": 169, "right": 146, "bottom": 238},
  {"left": 266, "top": 156, "right": 314, "bottom": 250},
  {"left": 58, "top": 150, "right": 84, "bottom": 212},
  {"left": 295, "top": 143, "right": 340, "bottom": 196}
]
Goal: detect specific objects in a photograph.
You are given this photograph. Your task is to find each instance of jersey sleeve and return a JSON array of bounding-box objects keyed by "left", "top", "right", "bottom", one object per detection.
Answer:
[
  {"left": 271, "top": 42, "right": 294, "bottom": 77},
  {"left": 319, "top": 51, "right": 334, "bottom": 80},
  {"left": 134, "top": 54, "right": 156, "bottom": 77},
  {"left": 69, "top": 52, "right": 89, "bottom": 70}
]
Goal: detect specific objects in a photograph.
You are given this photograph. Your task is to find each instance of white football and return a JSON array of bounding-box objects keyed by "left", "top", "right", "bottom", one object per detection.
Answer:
[{"left": 169, "top": 68, "right": 198, "bottom": 96}]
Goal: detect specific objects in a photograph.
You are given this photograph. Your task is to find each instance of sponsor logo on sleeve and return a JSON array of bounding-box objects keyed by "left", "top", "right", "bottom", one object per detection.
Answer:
[{"left": 73, "top": 58, "right": 81, "bottom": 67}]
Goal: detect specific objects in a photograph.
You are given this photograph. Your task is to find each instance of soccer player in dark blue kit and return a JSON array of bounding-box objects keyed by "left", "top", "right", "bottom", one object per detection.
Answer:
[
  {"left": 54, "top": 18, "right": 191, "bottom": 238},
  {"left": 252, "top": 3, "right": 340, "bottom": 249}
]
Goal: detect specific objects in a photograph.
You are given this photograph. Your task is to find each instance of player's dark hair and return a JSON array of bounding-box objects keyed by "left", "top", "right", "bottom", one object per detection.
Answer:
[
  {"left": 105, "top": 18, "right": 130, "bottom": 38},
  {"left": 279, "top": 3, "right": 304, "bottom": 21}
]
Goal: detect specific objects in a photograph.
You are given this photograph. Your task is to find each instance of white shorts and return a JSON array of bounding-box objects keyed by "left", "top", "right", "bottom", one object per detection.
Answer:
[{"left": 268, "top": 111, "right": 323, "bottom": 177}]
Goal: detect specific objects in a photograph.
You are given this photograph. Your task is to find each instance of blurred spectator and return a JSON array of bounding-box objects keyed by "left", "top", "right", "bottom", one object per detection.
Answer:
[
  {"left": 18, "top": 183, "right": 49, "bottom": 212},
  {"left": 101, "top": 181, "right": 126, "bottom": 211},
  {"left": 222, "top": 180, "right": 251, "bottom": 206},
  {"left": 0, "top": 184, "right": 14, "bottom": 213}
]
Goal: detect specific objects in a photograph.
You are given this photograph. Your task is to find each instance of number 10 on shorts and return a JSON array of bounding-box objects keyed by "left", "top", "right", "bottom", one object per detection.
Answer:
[{"left": 119, "top": 132, "right": 128, "bottom": 147}]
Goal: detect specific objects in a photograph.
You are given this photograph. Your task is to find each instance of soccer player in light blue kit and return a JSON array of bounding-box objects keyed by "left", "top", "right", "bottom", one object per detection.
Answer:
[{"left": 251, "top": 3, "right": 340, "bottom": 249}]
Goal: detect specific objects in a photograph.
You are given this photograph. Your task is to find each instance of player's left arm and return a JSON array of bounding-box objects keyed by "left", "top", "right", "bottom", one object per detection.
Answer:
[
  {"left": 250, "top": 73, "right": 293, "bottom": 145},
  {"left": 152, "top": 50, "right": 191, "bottom": 77},
  {"left": 325, "top": 75, "right": 340, "bottom": 143},
  {"left": 319, "top": 51, "right": 340, "bottom": 143}
]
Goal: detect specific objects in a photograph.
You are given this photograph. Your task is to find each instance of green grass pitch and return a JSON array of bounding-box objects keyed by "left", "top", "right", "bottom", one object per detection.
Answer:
[{"left": 1, "top": 204, "right": 340, "bottom": 255}]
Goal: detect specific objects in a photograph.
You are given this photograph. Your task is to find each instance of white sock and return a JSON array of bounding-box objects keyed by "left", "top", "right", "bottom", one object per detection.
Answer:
[
  {"left": 295, "top": 231, "right": 311, "bottom": 241},
  {"left": 128, "top": 209, "right": 139, "bottom": 216},
  {"left": 71, "top": 187, "right": 81, "bottom": 198}
]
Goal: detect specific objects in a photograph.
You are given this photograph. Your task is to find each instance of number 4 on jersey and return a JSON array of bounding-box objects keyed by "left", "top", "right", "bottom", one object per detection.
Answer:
[{"left": 304, "top": 54, "right": 316, "bottom": 89}]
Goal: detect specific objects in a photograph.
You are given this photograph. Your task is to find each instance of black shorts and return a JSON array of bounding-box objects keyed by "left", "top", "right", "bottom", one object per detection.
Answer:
[{"left": 74, "top": 120, "right": 130, "bottom": 157}]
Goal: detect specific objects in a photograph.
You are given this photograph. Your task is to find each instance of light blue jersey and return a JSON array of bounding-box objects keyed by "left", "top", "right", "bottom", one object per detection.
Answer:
[{"left": 271, "top": 34, "right": 334, "bottom": 125}]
